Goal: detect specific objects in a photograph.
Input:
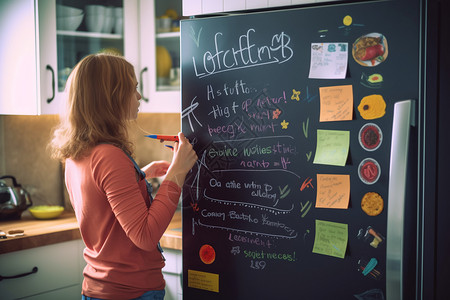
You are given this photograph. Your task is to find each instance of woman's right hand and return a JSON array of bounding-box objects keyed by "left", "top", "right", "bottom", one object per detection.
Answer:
[{"left": 165, "top": 132, "right": 198, "bottom": 188}]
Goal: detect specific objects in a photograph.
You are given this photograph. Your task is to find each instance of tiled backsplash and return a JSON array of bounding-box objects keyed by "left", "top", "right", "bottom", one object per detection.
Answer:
[
  {"left": 183, "top": 0, "right": 338, "bottom": 15},
  {"left": 0, "top": 113, "right": 181, "bottom": 209}
]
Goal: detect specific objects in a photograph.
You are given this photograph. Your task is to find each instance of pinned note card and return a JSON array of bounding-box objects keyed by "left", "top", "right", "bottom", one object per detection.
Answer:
[
  {"left": 188, "top": 269, "right": 219, "bottom": 293},
  {"left": 313, "top": 130, "right": 350, "bottom": 166},
  {"left": 309, "top": 43, "right": 348, "bottom": 79},
  {"left": 312, "top": 219, "right": 348, "bottom": 259},
  {"left": 319, "top": 85, "right": 353, "bottom": 122},
  {"left": 316, "top": 174, "right": 350, "bottom": 209}
]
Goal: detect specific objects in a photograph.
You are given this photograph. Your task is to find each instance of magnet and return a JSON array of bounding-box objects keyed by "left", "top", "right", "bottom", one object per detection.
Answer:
[
  {"left": 352, "top": 33, "right": 388, "bottom": 67},
  {"left": 357, "top": 95, "right": 386, "bottom": 120},
  {"left": 357, "top": 226, "right": 385, "bottom": 248},
  {"left": 358, "top": 158, "right": 381, "bottom": 184},
  {"left": 361, "top": 192, "right": 384, "bottom": 216},
  {"left": 359, "top": 123, "right": 382, "bottom": 151},
  {"left": 199, "top": 244, "right": 216, "bottom": 264},
  {"left": 360, "top": 72, "right": 384, "bottom": 89},
  {"left": 354, "top": 288, "right": 385, "bottom": 300},
  {"left": 357, "top": 258, "right": 382, "bottom": 280},
  {"left": 343, "top": 15, "right": 353, "bottom": 26}
]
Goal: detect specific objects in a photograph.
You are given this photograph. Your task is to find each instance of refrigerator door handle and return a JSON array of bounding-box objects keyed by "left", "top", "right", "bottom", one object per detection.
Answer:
[{"left": 386, "top": 99, "right": 415, "bottom": 300}]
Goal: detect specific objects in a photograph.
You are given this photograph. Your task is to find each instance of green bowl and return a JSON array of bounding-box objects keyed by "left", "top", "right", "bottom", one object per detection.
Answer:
[{"left": 29, "top": 205, "right": 64, "bottom": 220}]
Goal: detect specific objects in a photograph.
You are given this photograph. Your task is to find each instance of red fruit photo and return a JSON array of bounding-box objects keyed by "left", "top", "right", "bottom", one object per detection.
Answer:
[
  {"left": 199, "top": 244, "right": 216, "bottom": 264},
  {"left": 352, "top": 33, "right": 388, "bottom": 67}
]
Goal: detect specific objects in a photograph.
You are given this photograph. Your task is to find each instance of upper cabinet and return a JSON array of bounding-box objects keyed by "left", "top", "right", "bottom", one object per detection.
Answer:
[
  {"left": 139, "top": 0, "right": 182, "bottom": 113},
  {"left": 0, "top": 0, "right": 135, "bottom": 115},
  {"left": 0, "top": 0, "right": 181, "bottom": 115},
  {"left": 0, "top": 0, "right": 58, "bottom": 115},
  {"left": 56, "top": 1, "right": 129, "bottom": 94}
]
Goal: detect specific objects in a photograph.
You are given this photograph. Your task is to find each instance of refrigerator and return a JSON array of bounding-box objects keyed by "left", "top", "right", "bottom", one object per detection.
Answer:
[{"left": 179, "top": 0, "right": 447, "bottom": 299}]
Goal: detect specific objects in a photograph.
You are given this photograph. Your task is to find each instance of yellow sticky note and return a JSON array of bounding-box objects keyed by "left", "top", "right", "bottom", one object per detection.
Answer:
[
  {"left": 316, "top": 174, "right": 350, "bottom": 209},
  {"left": 312, "top": 219, "right": 348, "bottom": 259},
  {"left": 188, "top": 269, "right": 219, "bottom": 293},
  {"left": 319, "top": 85, "right": 353, "bottom": 122},
  {"left": 313, "top": 129, "right": 350, "bottom": 166}
]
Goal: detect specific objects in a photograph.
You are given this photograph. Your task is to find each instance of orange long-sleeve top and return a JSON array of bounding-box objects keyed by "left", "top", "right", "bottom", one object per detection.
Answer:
[{"left": 65, "top": 144, "right": 181, "bottom": 299}]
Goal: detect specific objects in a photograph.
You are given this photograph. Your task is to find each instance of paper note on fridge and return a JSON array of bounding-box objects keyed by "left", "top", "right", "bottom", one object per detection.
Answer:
[
  {"left": 319, "top": 85, "right": 353, "bottom": 122},
  {"left": 309, "top": 43, "right": 348, "bottom": 79},
  {"left": 313, "top": 129, "right": 350, "bottom": 166},
  {"left": 316, "top": 174, "right": 350, "bottom": 209},
  {"left": 312, "top": 219, "right": 348, "bottom": 259}
]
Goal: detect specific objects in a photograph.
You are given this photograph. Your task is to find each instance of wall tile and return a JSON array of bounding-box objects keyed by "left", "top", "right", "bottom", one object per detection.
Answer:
[
  {"left": 2, "top": 115, "right": 63, "bottom": 207},
  {"left": 203, "top": 0, "right": 224, "bottom": 14},
  {"left": 246, "top": 0, "right": 269, "bottom": 9},
  {"left": 268, "top": 0, "right": 291, "bottom": 7},
  {"left": 224, "top": 0, "right": 246, "bottom": 12},
  {"left": 129, "top": 113, "right": 181, "bottom": 167},
  {"left": 292, "top": 0, "right": 315, "bottom": 4},
  {"left": 0, "top": 113, "right": 181, "bottom": 212},
  {"left": 183, "top": 0, "right": 202, "bottom": 16}
]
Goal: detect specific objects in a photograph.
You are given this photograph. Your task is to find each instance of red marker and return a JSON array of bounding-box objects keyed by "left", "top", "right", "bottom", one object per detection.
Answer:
[{"left": 145, "top": 134, "right": 179, "bottom": 142}]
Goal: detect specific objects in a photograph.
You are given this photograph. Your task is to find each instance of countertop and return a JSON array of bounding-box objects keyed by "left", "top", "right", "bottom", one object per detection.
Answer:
[{"left": 0, "top": 210, "right": 182, "bottom": 254}]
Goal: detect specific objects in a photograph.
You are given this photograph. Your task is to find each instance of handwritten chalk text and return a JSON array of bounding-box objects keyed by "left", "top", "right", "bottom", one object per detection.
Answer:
[{"left": 193, "top": 29, "right": 293, "bottom": 78}]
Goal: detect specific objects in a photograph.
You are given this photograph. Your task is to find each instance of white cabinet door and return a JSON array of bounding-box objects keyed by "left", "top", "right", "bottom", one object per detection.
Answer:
[
  {"left": 0, "top": 0, "right": 40, "bottom": 115},
  {"left": 138, "top": 0, "right": 181, "bottom": 113},
  {"left": 0, "top": 239, "right": 85, "bottom": 300},
  {"left": 37, "top": 0, "right": 60, "bottom": 115},
  {"left": 0, "top": 0, "right": 139, "bottom": 115},
  {"left": 0, "top": 0, "right": 61, "bottom": 115},
  {"left": 0, "top": 0, "right": 181, "bottom": 115},
  {"left": 162, "top": 248, "right": 183, "bottom": 300}
]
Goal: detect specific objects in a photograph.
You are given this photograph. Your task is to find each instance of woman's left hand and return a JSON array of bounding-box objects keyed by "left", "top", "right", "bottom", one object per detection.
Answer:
[{"left": 142, "top": 160, "right": 171, "bottom": 178}]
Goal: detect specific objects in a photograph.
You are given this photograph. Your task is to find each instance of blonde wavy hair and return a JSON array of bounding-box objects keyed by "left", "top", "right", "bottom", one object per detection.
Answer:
[{"left": 50, "top": 53, "right": 136, "bottom": 161}]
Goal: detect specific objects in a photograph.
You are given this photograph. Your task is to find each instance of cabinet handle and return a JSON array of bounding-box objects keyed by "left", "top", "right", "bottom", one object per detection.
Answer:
[
  {"left": 0, "top": 266, "right": 38, "bottom": 281},
  {"left": 139, "top": 67, "right": 149, "bottom": 103},
  {"left": 46, "top": 65, "right": 55, "bottom": 103}
]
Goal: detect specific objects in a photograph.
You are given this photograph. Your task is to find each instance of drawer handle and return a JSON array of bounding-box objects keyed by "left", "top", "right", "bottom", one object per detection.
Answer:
[
  {"left": 0, "top": 266, "right": 38, "bottom": 281},
  {"left": 46, "top": 65, "right": 55, "bottom": 104},
  {"left": 139, "top": 67, "right": 149, "bottom": 103}
]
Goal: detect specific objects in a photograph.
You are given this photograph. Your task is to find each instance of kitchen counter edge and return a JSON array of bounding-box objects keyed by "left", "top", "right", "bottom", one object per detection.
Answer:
[{"left": 0, "top": 211, "right": 182, "bottom": 254}]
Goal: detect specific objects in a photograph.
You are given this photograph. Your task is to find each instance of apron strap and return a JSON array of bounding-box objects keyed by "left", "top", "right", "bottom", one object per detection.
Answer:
[
  {"left": 122, "top": 151, "right": 165, "bottom": 260},
  {"left": 123, "top": 151, "right": 154, "bottom": 198}
]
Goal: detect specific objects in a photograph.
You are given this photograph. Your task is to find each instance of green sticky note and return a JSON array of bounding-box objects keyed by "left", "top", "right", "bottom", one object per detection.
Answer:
[
  {"left": 312, "top": 219, "right": 348, "bottom": 259},
  {"left": 313, "top": 129, "right": 350, "bottom": 166}
]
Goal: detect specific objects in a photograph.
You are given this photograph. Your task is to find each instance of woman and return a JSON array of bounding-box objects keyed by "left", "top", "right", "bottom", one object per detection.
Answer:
[{"left": 50, "top": 53, "right": 197, "bottom": 300}]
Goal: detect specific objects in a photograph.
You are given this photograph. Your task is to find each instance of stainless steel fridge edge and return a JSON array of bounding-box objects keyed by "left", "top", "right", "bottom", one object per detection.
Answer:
[{"left": 386, "top": 99, "right": 415, "bottom": 300}]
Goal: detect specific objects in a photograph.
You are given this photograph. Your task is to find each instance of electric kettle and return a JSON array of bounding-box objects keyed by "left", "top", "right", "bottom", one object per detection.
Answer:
[{"left": 0, "top": 175, "right": 32, "bottom": 220}]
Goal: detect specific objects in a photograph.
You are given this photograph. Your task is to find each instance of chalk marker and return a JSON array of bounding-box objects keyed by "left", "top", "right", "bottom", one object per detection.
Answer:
[{"left": 145, "top": 134, "right": 179, "bottom": 142}]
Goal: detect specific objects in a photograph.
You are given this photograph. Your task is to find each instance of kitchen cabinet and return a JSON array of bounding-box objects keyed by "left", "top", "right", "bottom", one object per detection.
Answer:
[
  {"left": 0, "top": 0, "right": 140, "bottom": 115},
  {"left": 162, "top": 248, "right": 183, "bottom": 300},
  {"left": 0, "top": 0, "right": 58, "bottom": 115},
  {"left": 0, "top": 0, "right": 181, "bottom": 115},
  {"left": 139, "top": 0, "right": 182, "bottom": 113},
  {"left": 0, "top": 239, "right": 85, "bottom": 300}
]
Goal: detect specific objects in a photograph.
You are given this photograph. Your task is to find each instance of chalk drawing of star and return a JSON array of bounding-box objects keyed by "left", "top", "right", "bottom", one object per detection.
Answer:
[
  {"left": 291, "top": 89, "right": 300, "bottom": 101},
  {"left": 273, "top": 109, "right": 281, "bottom": 119},
  {"left": 281, "top": 120, "right": 289, "bottom": 129}
]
